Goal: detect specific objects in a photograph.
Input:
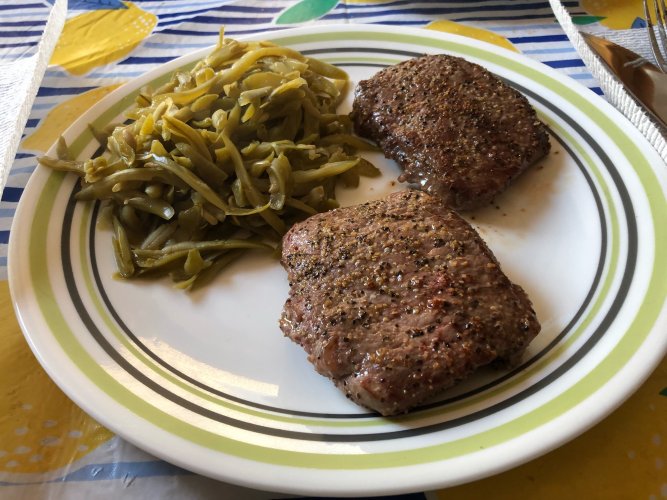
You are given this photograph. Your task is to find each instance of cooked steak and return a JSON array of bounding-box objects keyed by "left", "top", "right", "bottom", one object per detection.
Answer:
[
  {"left": 352, "top": 54, "right": 551, "bottom": 211},
  {"left": 279, "top": 190, "right": 540, "bottom": 416}
]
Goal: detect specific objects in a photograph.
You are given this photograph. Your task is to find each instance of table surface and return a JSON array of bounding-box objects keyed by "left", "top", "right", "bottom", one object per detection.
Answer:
[{"left": 1, "top": 1, "right": 666, "bottom": 498}]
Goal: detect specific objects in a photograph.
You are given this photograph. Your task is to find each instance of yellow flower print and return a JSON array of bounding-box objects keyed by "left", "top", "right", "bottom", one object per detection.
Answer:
[
  {"left": 0, "top": 283, "right": 113, "bottom": 473},
  {"left": 22, "top": 84, "right": 123, "bottom": 153},
  {"left": 580, "top": 0, "right": 647, "bottom": 29},
  {"left": 426, "top": 20, "right": 518, "bottom": 53},
  {"left": 50, "top": 1, "right": 156, "bottom": 76}
]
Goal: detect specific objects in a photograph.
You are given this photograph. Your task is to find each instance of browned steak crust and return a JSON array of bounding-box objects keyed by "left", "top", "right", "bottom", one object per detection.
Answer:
[
  {"left": 279, "top": 190, "right": 540, "bottom": 416},
  {"left": 352, "top": 54, "right": 551, "bottom": 210}
]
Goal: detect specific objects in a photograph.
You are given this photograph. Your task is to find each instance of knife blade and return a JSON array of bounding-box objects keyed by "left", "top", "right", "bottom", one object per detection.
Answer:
[{"left": 581, "top": 32, "right": 667, "bottom": 129}]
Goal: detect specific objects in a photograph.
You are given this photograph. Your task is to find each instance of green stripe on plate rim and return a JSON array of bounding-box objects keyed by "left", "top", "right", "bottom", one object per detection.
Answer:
[
  {"left": 68, "top": 47, "right": 619, "bottom": 427},
  {"left": 28, "top": 31, "right": 667, "bottom": 468},
  {"left": 72, "top": 115, "right": 618, "bottom": 429}
]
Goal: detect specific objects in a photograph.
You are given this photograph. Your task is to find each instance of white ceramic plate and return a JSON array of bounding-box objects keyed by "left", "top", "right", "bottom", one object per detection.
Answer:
[{"left": 9, "top": 25, "right": 667, "bottom": 496}]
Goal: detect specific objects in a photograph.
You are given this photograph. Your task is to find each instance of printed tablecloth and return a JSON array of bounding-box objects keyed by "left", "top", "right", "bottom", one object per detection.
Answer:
[{"left": 1, "top": 1, "right": 665, "bottom": 498}]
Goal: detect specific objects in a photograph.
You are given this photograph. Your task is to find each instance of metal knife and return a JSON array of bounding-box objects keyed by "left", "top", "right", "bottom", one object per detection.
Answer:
[{"left": 581, "top": 32, "right": 667, "bottom": 129}]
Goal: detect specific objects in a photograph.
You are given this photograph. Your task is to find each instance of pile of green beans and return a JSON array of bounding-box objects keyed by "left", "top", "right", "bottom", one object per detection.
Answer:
[{"left": 39, "top": 30, "right": 378, "bottom": 290}]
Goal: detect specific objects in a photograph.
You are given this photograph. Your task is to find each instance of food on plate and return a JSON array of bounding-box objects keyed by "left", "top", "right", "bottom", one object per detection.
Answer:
[
  {"left": 38, "top": 31, "right": 378, "bottom": 289},
  {"left": 279, "top": 189, "right": 540, "bottom": 416},
  {"left": 351, "top": 54, "right": 551, "bottom": 210}
]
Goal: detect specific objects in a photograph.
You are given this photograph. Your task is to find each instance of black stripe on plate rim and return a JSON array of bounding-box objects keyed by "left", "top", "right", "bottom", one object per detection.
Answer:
[
  {"left": 59, "top": 53, "right": 636, "bottom": 441},
  {"left": 79, "top": 123, "right": 611, "bottom": 439},
  {"left": 83, "top": 54, "right": 610, "bottom": 418}
]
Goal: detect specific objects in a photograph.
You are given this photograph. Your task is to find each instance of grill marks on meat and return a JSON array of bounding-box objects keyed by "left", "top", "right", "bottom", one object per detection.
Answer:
[
  {"left": 352, "top": 54, "right": 551, "bottom": 211},
  {"left": 279, "top": 190, "right": 540, "bottom": 416}
]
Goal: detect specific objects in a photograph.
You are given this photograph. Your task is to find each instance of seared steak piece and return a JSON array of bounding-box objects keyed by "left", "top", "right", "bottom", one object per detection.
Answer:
[
  {"left": 352, "top": 54, "right": 551, "bottom": 211},
  {"left": 279, "top": 190, "right": 540, "bottom": 416}
]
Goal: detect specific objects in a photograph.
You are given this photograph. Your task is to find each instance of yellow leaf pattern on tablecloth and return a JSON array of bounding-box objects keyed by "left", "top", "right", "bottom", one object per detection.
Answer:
[
  {"left": 22, "top": 84, "right": 123, "bottom": 153},
  {"left": 425, "top": 20, "right": 518, "bottom": 52},
  {"left": 0, "top": 283, "right": 113, "bottom": 473},
  {"left": 50, "top": 1, "right": 156, "bottom": 76},
  {"left": 439, "top": 356, "right": 667, "bottom": 499},
  {"left": 580, "top": 0, "right": 647, "bottom": 29}
]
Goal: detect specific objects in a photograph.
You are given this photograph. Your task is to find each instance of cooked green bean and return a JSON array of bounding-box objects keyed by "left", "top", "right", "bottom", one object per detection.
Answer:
[
  {"left": 291, "top": 160, "right": 359, "bottom": 184},
  {"left": 149, "top": 154, "right": 231, "bottom": 211},
  {"left": 173, "top": 142, "right": 228, "bottom": 187},
  {"left": 267, "top": 153, "right": 290, "bottom": 210},
  {"left": 134, "top": 239, "right": 272, "bottom": 256},
  {"left": 38, "top": 28, "right": 378, "bottom": 289},
  {"left": 162, "top": 115, "right": 212, "bottom": 162},
  {"left": 112, "top": 216, "right": 135, "bottom": 278},
  {"left": 141, "top": 221, "right": 178, "bottom": 250},
  {"left": 75, "top": 168, "right": 187, "bottom": 200},
  {"left": 37, "top": 156, "right": 85, "bottom": 175},
  {"left": 56, "top": 136, "right": 72, "bottom": 161},
  {"left": 124, "top": 193, "right": 175, "bottom": 220}
]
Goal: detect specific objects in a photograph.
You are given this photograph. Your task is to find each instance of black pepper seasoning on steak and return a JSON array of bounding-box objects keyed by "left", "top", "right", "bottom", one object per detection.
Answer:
[
  {"left": 352, "top": 54, "right": 551, "bottom": 210},
  {"left": 279, "top": 190, "right": 540, "bottom": 416}
]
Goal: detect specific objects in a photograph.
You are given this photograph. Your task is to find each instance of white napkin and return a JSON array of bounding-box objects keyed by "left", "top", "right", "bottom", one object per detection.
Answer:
[
  {"left": 0, "top": 0, "right": 67, "bottom": 199},
  {"left": 550, "top": 0, "right": 667, "bottom": 165},
  {"left": 599, "top": 28, "right": 658, "bottom": 61}
]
